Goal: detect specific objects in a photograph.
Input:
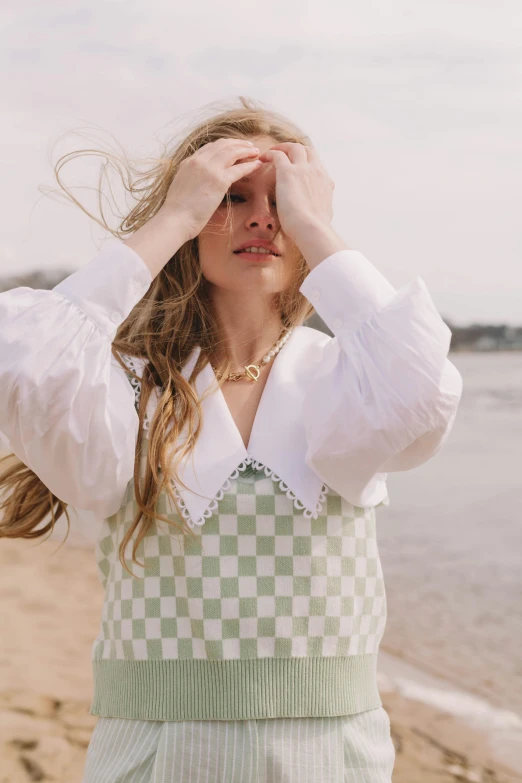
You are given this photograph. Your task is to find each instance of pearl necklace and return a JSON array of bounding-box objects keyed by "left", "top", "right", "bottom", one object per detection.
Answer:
[{"left": 211, "top": 327, "right": 293, "bottom": 382}]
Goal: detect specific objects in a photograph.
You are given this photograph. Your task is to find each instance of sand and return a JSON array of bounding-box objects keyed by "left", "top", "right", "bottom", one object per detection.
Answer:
[{"left": 1, "top": 536, "right": 521, "bottom": 783}]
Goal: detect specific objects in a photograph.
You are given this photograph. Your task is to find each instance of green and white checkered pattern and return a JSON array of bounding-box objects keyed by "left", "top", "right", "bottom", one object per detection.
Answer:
[{"left": 92, "top": 371, "right": 387, "bottom": 664}]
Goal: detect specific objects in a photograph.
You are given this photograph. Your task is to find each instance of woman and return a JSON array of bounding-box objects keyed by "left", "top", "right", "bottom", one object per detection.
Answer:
[{"left": 0, "top": 97, "right": 463, "bottom": 782}]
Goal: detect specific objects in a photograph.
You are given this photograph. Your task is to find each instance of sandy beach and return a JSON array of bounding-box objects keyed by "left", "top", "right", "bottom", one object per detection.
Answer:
[
  {"left": 3, "top": 350, "right": 522, "bottom": 783},
  {"left": 1, "top": 530, "right": 521, "bottom": 783}
]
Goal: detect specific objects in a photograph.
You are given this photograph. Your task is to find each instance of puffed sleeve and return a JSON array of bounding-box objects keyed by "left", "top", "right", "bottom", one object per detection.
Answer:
[
  {"left": 299, "top": 249, "right": 463, "bottom": 507},
  {"left": 0, "top": 239, "right": 153, "bottom": 518}
]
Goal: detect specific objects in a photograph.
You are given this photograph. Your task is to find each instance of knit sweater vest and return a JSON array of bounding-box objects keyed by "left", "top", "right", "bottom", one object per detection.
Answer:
[{"left": 89, "top": 368, "right": 388, "bottom": 721}]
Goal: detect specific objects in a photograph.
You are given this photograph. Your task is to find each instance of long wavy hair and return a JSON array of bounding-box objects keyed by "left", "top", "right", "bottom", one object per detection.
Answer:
[{"left": 0, "top": 96, "right": 316, "bottom": 577}]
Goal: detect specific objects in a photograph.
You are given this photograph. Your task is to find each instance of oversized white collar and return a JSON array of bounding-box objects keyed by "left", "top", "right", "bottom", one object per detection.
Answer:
[{"left": 139, "top": 325, "right": 332, "bottom": 528}]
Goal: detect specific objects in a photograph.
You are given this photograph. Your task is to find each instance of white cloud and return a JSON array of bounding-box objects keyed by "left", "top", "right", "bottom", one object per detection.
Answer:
[{"left": 0, "top": 0, "right": 520, "bottom": 324}]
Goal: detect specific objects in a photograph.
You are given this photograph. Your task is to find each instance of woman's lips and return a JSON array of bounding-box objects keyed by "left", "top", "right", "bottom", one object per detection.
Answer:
[{"left": 234, "top": 251, "right": 280, "bottom": 261}]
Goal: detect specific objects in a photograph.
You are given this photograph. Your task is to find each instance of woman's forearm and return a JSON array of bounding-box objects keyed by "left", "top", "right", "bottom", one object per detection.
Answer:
[
  {"left": 294, "top": 221, "right": 349, "bottom": 271},
  {"left": 122, "top": 209, "right": 191, "bottom": 279}
]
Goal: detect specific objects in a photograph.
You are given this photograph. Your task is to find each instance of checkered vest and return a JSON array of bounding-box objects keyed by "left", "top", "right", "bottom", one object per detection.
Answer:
[{"left": 90, "top": 366, "right": 388, "bottom": 721}]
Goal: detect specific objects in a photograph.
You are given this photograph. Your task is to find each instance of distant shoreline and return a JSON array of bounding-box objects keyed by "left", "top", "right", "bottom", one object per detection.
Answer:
[{"left": 450, "top": 346, "right": 522, "bottom": 352}]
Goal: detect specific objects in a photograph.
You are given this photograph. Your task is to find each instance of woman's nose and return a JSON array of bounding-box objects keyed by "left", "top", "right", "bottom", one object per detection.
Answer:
[
  {"left": 248, "top": 216, "right": 275, "bottom": 229},
  {"left": 246, "top": 202, "right": 277, "bottom": 230}
]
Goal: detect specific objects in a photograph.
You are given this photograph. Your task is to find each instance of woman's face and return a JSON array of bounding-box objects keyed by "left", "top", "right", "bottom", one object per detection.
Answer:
[{"left": 197, "top": 135, "right": 300, "bottom": 298}]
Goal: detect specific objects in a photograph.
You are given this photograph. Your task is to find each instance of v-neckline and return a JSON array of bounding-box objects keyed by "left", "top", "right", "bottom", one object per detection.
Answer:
[
  {"left": 207, "top": 327, "right": 299, "bottom": 454},
  {"left": 170, "top": 324, "right": 331, "bottom": 527}
]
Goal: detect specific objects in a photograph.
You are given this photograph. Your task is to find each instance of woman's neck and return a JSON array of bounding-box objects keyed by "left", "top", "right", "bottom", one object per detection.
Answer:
[{"left": 210, "top": 296, "right": 286, "bottom": 369}]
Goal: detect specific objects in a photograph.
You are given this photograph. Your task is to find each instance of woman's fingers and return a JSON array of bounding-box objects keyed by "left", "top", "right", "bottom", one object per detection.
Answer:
[
  {"left": 260, "top": 142, "right": 309, "bottom": 165},
  {"left": 160, "top": 138, "right": 265, "bottom": 240},
  {"left": 258, "top": 149, "right": 292, "bottom": 170},
  {"left": 228, "top": 157, "right": 264, "bottom": 183},
  {"left": 255, "top": 142, "right": 335, "bottom": 242},
  {"left": 203, "top": 138, "right": 259, "bottom": 166}
]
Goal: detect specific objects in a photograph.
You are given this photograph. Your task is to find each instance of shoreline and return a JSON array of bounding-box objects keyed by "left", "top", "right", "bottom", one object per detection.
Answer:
[
  {"left": 0, "top": 536, "right": 521, "bottom": 781},
  {"left": 378, "top": 648, "right": 522, "bottom": 778}
]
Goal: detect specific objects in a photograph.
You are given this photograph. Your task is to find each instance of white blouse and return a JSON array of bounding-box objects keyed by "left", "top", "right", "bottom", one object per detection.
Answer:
[{"left": 0, "top": 239, "right": 463, "bottom": 525}]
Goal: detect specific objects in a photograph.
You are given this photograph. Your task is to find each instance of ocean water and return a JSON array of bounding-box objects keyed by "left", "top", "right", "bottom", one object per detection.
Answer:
[
  {"left": 377, "top": 351, "right": 522, "bottom": 717},
  {"left": 26, "top": 350, "right": 522, "bottom": 719}
]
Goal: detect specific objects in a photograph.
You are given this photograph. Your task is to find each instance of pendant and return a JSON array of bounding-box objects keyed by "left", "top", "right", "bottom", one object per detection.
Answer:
[{"left": 245, "top": 364, "right": 260, "bottom": 382}]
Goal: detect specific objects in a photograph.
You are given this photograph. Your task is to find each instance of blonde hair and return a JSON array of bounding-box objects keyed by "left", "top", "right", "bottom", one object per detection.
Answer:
[{"left": 0, "top": 96, "right": 316, "bottom": 577}]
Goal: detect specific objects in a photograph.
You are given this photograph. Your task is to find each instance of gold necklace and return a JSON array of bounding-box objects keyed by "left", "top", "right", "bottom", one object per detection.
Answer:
[{"left": 211, "top": 327, "right": 293, "bottom": 383}]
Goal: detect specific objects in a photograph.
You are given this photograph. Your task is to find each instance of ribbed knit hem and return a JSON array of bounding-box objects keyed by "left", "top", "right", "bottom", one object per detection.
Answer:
[{"left": 90, "top": 654, "right": 382, "bottom": 721}]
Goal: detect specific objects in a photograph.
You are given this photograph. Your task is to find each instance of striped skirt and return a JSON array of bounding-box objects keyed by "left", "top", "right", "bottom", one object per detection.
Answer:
[{"left": 82, "top": 706, "right": 395, "bottom": 782}]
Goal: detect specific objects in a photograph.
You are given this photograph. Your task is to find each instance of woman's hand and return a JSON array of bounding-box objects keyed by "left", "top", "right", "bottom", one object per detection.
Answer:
[
  {"left": 160, "top": 138, "right": 264, "bottom": 241},
  {"left": 257, "top": 142, "right": 335, "bottom": 244}
]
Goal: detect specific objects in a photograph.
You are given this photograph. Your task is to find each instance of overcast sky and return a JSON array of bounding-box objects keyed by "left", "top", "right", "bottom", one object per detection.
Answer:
[{"left": 1, "top": 0, "right": 520, "bottom": 325}]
